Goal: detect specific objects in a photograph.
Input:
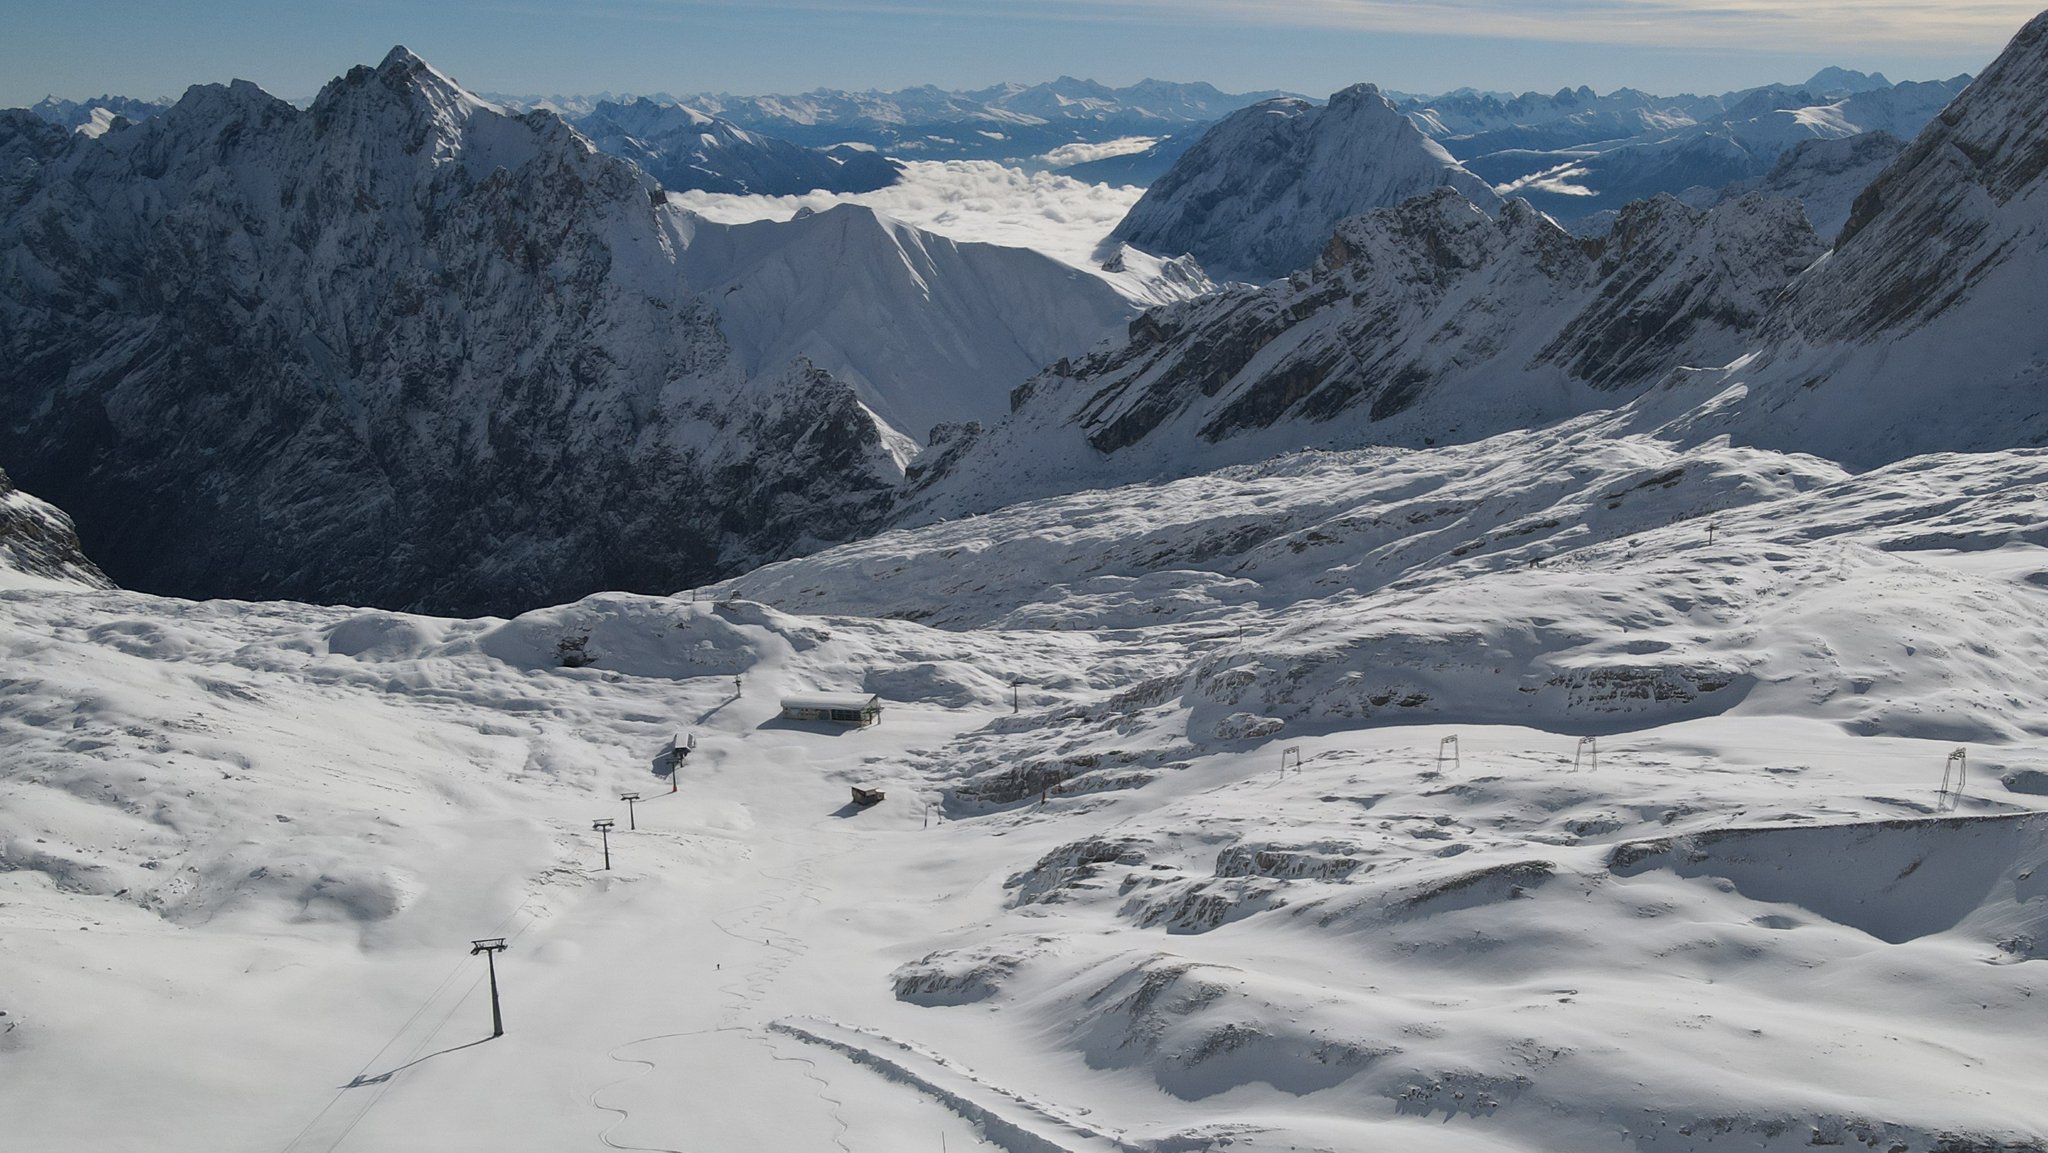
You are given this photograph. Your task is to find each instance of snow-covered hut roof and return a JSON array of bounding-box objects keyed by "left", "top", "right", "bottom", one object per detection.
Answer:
[{"left": 780, "top": 692, "right": 881, "bottom": 712}]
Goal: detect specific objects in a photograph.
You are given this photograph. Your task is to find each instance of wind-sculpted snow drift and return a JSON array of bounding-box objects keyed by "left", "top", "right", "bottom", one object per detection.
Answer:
[{"left": 0, "top": 48, "right": 1134, "bottom": 616}]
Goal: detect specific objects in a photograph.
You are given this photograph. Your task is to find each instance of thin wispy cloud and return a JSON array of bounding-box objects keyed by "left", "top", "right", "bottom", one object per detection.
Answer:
[{"left": 624, "top": 0, "right": 2041, "bottom": 51}]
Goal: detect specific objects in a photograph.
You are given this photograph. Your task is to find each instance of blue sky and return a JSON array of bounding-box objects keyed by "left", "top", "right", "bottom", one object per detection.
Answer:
[{"left": 3, "top": 0, "right": 2033, "bottom": 107}]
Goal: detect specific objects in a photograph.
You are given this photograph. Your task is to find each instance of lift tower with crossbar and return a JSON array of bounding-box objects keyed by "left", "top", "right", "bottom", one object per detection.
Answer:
[{"left": 470, "top": 938, "right": 508, "bottom": 1038}]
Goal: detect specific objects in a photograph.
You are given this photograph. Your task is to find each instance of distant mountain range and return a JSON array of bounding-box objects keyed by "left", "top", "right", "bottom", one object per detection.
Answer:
[
  {"left": 494, "top": 77, "right": 1296, "bottom": 170},
  {"left": 24, "top": 94, "right": 173, "bottom": 137},
  {"left": 22, "top": 68, "right": 1973, "bottom": 208},
  {"left": 1410, "top": 71, "right": 1972, "bottom": 227},
  {"left": 901, "top": 19, "right": 2048, "bottom": 517},
  {"left": 1102, "top": 67, "right": 1972, "bottom": 280},
  {"left": 572, "top": 97, "right": 902, "bottom": 195},
  {"left": 9, "top": 31, "right": 2042, "bottom": 615}
]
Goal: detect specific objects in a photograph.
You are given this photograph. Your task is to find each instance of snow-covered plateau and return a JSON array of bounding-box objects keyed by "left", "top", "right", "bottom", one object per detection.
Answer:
[{"left": 4, "top": 426, "right": 2046, "bottom": 1152}]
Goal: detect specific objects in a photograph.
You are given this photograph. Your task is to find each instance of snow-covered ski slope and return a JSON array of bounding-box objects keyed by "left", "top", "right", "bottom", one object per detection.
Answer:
[{"left": 6, "top": 426, "right": 2046, "bottom": 1152}]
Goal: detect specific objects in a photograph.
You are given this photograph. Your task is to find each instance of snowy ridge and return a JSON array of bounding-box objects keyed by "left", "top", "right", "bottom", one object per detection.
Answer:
[
  {"left": 1109, "top": 85, "right": 1504, "bottom": 282},
  {"left": 899, "top": 189, "right": 1819, "bottom": 520},
  {"left": 666, "top": 159, "right": 1215, "bottom": 308}
]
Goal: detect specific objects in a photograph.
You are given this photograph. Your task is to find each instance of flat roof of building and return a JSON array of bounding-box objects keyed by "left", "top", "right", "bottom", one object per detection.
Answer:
[{"left": 780, "top": 693, "right": 881, "bottom": 711}]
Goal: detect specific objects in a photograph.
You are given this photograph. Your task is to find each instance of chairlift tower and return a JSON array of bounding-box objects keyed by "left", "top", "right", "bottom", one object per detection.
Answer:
[
  {"left": 1280, "top": 746, "right": 1303, "bottom": 775},
  {"left": 621, "top": 793, "right": 640, "bottom": 830},
  {"left": 1575, "top": 736, "right": 1598, "bottom": 772},
  {"left": 1940, "top": 747, "right": 1968, "bottom": 812},
  {"left": 1437, "top": 735, "right": 1460, "bottom": 774},
  {"left": 592, "top": 819, "right": 615, "bottom": 870},
  {"left": 469, "top": 938, "right": 508, "bottom": 1038}
]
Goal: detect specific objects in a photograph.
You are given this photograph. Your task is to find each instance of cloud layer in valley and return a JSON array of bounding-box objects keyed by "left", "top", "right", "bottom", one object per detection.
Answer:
[{"left": 669, "top": 159, "right": 1149, "bottom": 271}]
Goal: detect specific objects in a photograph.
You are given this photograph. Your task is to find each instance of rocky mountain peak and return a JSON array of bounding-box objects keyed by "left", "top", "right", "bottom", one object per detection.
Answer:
[
  {"left": 1327, "top": 82, "right": 1385, "bottom": 107},
  {"left": 308, "top": 43, "right": 508, "bottom": 165},
  {"left": 1108, "top": 83, "right": 1502, "bottom": 282}
]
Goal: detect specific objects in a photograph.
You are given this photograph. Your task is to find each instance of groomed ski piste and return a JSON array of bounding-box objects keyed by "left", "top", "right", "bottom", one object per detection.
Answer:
[{"left": 4, "top": 425, "right": 2046, "bottom": 1152}]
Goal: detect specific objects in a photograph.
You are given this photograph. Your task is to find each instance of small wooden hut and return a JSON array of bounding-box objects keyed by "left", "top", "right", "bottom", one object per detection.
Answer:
[{"left": 779, "top": 692, "right": 883, "bottom": 727}]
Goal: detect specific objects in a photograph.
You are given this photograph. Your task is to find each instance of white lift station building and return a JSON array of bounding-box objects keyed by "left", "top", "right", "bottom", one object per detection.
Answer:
[{"left": 779, "top": 692, "right": 884, "bottom": 727}]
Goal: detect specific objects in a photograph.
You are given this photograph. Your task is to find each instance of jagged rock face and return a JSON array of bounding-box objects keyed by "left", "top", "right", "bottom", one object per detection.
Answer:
[
  {"left": 0, "top": 48, "right": 904, "bottom": 616},
  {"left": 1673, "top": 11, "right": 2048, "bottom": 466},
  {"left": 1109, "top": 85, "right": 1504, "bottom": 283},
  {"left": 570, "top": 98, "right": 901, "bottom": 195},
  {"left": 1537, "top": 192, "right": 1822, "bottom": 388},
  {"left": 0, "top": 466, "right": 113, "bottom": 588},
  {"left": 901, "top": 188, "right": 1820, "bottom": 520},
  {"left": 1796, "top": 15, "right": 2048, "bottom": 343},
  {"left": 0, "top": 111, "right": 72, "bottom": 204}
]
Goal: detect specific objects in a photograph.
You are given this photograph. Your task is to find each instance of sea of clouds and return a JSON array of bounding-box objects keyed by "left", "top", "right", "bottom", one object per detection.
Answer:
[{"left": 668, "top": 159, "right": 1149, "bottom": 270}]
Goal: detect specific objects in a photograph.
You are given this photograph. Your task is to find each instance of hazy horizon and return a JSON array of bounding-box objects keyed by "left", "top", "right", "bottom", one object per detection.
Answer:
[{"left": 2, "top": 0, "right": 2026, "bottom": 108}]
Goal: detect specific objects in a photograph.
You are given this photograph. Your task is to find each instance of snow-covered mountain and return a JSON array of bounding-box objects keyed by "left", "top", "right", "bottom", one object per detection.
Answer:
[
  {"left": 1110, "top": 84, "right": 1504, "bottom": 282},
  {"left": 569, "top": 97, "right": 902, "bottom": 195},
  {"left": 672, "top": 202, "right": 1135, "bottom": 438},
  {"left": 25, "top": 93, "right": 172, "bottom": 137},
  {"left": 1670, "top": 10, "right": 2048, "bottom": 466},
  {"left": 905, "top": 189, "right": 1819, "bottom": 519},
  {"left": 0, "top": 47, "right": 1136, "bottom": 616}
]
